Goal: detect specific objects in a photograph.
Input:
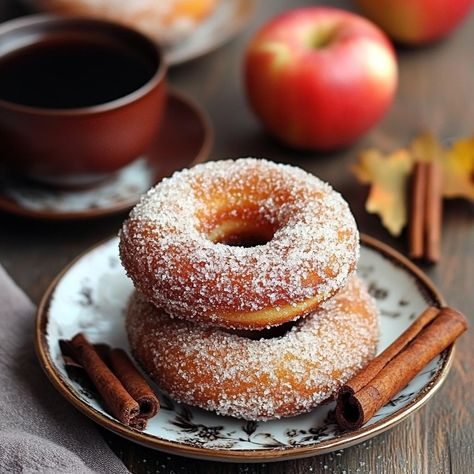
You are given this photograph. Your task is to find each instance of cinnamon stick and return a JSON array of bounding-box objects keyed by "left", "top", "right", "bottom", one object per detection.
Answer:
[
  {"left": 60, "top": 338, "right": 159, "bottom": 427},
  {"left": 336, "top": 306, "right": 467, "bottom": 430},
  {"left": 409, "top": 162, "right": 428, "bottom": 259},
  {"left": 425, "top": 161, "right": 442, "bottom": 263},
  {"left": 59, "top": 339, "right": 82, "bottom": 370},
  {"left": 59, "top": 339, "right": 110, "bottom": 368},
  {"left": 129, "top": 417, "right": 148, "bottom": 431},
  {"left": 70, "top": 334, "right": 140, "bottom": 425},
  {"left": 108, "top": 348, "right": 159, "bottom": 419},
  {"left": 340, "top": 306, "right": 440, "bottom": 395},
  {"left": 59, "top": 340, "right": 111, "bottom": 384}
]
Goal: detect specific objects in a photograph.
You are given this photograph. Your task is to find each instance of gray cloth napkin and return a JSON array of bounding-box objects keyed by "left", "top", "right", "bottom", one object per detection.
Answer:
[{"left": 0, "top": 265, "right": 128, "bottom": 474}]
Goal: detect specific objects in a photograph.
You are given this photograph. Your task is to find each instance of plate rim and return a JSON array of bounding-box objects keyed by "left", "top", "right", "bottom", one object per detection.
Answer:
[
  {"left": 35, "top": 234, "right": 453, "bottom": 461},
  {"left": 165, "top": 0, "right": 258, "bottom": 66},
  {"left": 0, "top": 88, "right": 213, "bottom": 221}
]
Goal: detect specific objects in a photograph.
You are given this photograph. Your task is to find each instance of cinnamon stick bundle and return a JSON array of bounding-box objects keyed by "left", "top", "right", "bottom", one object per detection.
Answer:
[
  {"left": 70, "top": 334, "right": 140, "bottom": 425},
  {"left": 409, "top": 161, "right": 443, "bottom": 262},
  {"left": 335, "top": 306, "right": 467, "bottom": 430},
  {"left": 64, "top": 334, "right": 159, "bottom": 429}
]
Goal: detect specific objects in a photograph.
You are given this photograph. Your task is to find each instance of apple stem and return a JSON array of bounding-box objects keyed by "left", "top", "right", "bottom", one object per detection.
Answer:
[{"left": 309, "top": 25, "right": 340, "bottom": 49}]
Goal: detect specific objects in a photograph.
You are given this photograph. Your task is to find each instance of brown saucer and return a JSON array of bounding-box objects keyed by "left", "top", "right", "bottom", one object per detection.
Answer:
[{"left": 0, "top": 88, "right": 213, "bottom": 220}]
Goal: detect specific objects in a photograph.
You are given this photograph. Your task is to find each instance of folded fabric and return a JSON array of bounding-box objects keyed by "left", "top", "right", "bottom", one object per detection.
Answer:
[{"left": 0, "top": 265, "right": 128, "bottom": 474}]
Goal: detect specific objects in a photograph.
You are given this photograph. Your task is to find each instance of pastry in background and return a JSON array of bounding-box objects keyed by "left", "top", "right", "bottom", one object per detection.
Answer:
[{"left": 27, "top": 0, "right": 218, "bottom": 44}]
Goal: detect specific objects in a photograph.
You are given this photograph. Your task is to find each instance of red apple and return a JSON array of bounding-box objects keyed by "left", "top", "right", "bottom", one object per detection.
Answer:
[
  {"left": 244, "top": 7, "right": 398, "bottom": 151},
  {"left": 357, "top": 0, "right": 473, "bottom": 45}
]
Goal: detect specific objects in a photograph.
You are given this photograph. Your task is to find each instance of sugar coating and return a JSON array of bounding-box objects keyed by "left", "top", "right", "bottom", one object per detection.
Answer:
[
  {"left": 126, "top": 275, "right": 379, "bottom": 421},
  {"left": 119, "top": 158, "right": 359, "bottom": 327}
]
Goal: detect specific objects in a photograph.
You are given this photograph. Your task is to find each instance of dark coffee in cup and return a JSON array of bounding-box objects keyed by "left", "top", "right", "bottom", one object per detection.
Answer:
[
  {"left": 0, "top": 36, "right": 156, "bottom": 109},
  {"left": 0, "top": 15, "right": 167, "bottom": 187}
]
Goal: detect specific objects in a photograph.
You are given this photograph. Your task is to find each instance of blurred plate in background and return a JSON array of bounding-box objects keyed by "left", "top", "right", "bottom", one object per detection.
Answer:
[{"left": 165, "top": 0, "right": 257, "bottom": 65}]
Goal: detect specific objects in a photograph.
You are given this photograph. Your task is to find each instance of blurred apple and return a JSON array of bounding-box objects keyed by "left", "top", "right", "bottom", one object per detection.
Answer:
[
  {"left": 357, "top": 0, "right": 473, "bottom": 45},
  {"left": 244, "top": 7, "right": 398, "bottom": 151}
]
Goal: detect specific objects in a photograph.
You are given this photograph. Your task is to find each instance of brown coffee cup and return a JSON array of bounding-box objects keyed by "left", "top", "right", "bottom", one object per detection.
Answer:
[{"left": 0, "top": 15, "right": 166, "bottom": 187}]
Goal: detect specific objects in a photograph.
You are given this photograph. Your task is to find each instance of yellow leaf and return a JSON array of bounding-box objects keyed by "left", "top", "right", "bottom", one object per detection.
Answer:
[
  {"left": 442, "top": 138, "right": 474, "bottom": 201},
  {"left": 410, "top": 132, "right": 444, "bottom": 163},
  {"left": 410, "top": 133, "right": 474, "bottom": 201},
  {"left": 353, "top": 149, "right": 413, "bottom": 236}
]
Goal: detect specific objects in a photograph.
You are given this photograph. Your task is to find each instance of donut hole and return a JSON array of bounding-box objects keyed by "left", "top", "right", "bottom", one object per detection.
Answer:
[
  {"left": 206, "top": 215, "right": 278, "bottom": 248},
  {"left": 214, "top": 227, "right": 273, "bottom": 247},
  {"left": 226, "top": 319, "right": 297, "bottom": 339},
  {"left": 218, "top": 233, "right": 271, "bottom": 247}
]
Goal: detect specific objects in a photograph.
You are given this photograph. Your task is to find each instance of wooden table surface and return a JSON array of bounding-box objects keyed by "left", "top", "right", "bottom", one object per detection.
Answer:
[{"left": 1, "top": 1, "right": 473, "bottom": 473}]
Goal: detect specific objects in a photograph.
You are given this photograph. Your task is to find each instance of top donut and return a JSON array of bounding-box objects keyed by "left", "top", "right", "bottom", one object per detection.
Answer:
[{"left": 119, "top": 158, "right": 359, "bottom": 329}]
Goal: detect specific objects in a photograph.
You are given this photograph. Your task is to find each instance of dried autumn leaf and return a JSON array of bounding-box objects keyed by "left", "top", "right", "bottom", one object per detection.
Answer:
[
  {"left": 353, "top": 149, "right": 413, "bottom": 236},
  {"left": 410, "top": 132, "right": 444, "bottom": 163},
  {"left": 442, "top": 138, "right": 474, "bottom": 201},
  {"left": 410, "top": 132, "right": 474, "bottom": 200}
]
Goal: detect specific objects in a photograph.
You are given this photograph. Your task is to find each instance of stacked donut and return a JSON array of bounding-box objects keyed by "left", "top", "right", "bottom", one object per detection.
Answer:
[{"left": 120, "top": 158, "right": 379, "bottom": 421}]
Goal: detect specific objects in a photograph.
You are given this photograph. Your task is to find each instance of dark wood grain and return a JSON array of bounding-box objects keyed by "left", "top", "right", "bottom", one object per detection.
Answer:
[{"left": 1, "top": 1, "right": 473, "bottom": 473}]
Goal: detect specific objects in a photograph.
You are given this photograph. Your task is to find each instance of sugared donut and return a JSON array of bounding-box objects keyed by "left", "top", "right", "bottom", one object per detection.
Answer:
[
  {"left": 126, "top": 275, "right": 379, "bottom": 420},
  {"left": 120, "top": 158, "right": 359, "bottom": 329}
]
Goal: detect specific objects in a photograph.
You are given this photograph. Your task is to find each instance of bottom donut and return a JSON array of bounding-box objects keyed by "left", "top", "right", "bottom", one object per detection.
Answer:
[{"left": 126, "top": 275, "right": 379, "bottom": 421}]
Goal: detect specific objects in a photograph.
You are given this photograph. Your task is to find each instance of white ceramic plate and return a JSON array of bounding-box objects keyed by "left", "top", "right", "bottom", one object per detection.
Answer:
[{"left": 36, "top": 235, "right": 452, "bottom": 462}]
